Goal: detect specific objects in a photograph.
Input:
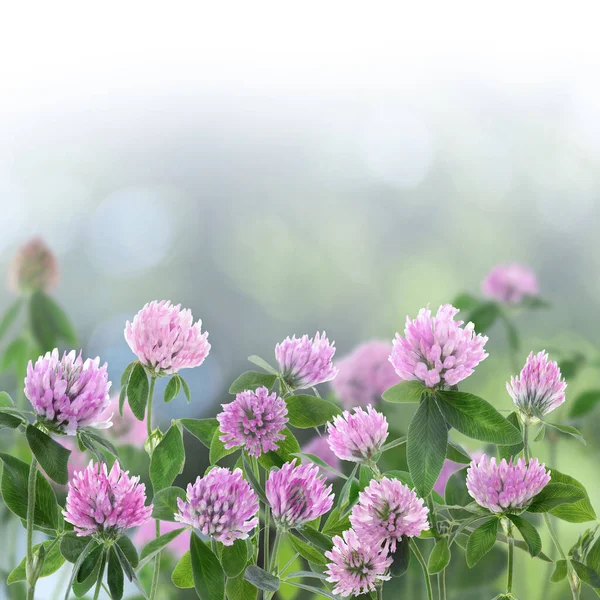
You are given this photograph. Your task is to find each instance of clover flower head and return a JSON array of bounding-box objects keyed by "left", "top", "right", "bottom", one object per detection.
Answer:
[
  {"left": 482, "top": 264, "right": 538, "bottom": 305},
  {"left": 63, "top": 461, "right": 152, "bottom": 538},
  {"left": 125, "top": 300, "right": 210, "bottom": 376},
  {"left": 9, "top": 237, "right": 59, "bottom": 294},
  {"left": 466, "top": 454, "right": 551, "bottom": 513},
  {"left": 275, "top": 332, "right": 337, "bottom": 389},
  {"left": 327, "top": 405, "right": 388, "bottom": 463},
  {"left": 390, "top": 304, "right": 488, "bottom": 388},
  {"left": 217, "top": 386, "right": 288, "bottom": 457},
  {"left": 25, "top": 349, "right": 112, "bottom": 435}
]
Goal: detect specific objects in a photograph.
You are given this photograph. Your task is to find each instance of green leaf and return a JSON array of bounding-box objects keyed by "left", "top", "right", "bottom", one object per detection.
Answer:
[
  {"left": 428, "top": 538, "right": 451, "bottom": 574},
  {"left": 544, "top": 422, "right": 585, "bottom": 445},
  {"left": 385, "top": 470, "right": 413, "bottom": 486},
  {"left": 79, "top": 430, "right": 119, "bottom": 460},
  {"left": 172, "top": 551, "right": 194, "bottom": 588},
  {"left": 559, "top": 353, "right": 586, "bottom": 381},
  {"left": 150, "top": 423, "right": 185, "bottom": 492},
  {"left": 407, "top": 394, "right": 448, "bottom": 497},
  {"left": 452, "top": 293, "right": 480, "bottom": 312},
  {"left": 0, "top": 391, "right": 15, "bottom": 407},
  {"left": 284, "top": 395, "right": 342, "bottom": 428},
  {"left": 549, "top": 469, "right": 596, "bottom": 523},
  {"left": 0, "top": 453, "right": 59, "bottom": 530},
  {"left": 226, "top": 572, "right": 258, "bottom": 600},
  {"left": 60, "top": 533, "right": 98, "bottom": 563},
  {"left": 0, "top": 298, "right": 22, "bottom": 342},
  {"left": 289, "top": 534, "right": 328, "bottom": 565},
  {"left": 242, "top": 454, "right": 268, "bottom": 504},
  {"left": 107, "top": 548, "right": 124, "bottom": 600},
  {"left": 382, "top": 380, "right": 426, "bottom": 403},
  {"left": 63, "top": 540, "right": 95, "bottom": 598},
  {"left": 527, "top": 483, "right": 586, "bottom": 513},
  {"left": 390, "top": 536, "right": 411, "bottom": 577},
  {"left": 140, "top": 528, "right": 186, "bottom": 565},
  {"left": 181, "top": 417, "right": 219, "bottom": 448},
  {"left": 0, "top": 336, "right": 28, "bottom": 373},
  {"left": 221, "top": 538, "right": 248, "bottom": 578},
  {"left": 8, "top": 539, "right": 65, "bottom": 584},
  {"left": 292, "top": 451, "right": 347, "bottom": 480},
  {"left": 229, "top": 371, "right": 278, "bottom": 395},
  {"left": 298, "top": 526, "right": 333, "bottom": 551},
  {"left": 116, "top": 536, "right": 139, "bottom": 569},
  {"left": 190, "top": 532, "right": 225, "bottom": 600},
  {"left": 569, "top": 389, "right": 600, "bottom": 419},
  {"left": 446, "top": 440, "right": 471, "bottom": 464},
  {"left": 180, "top": 376, "right": 191, "bottom": 403},
  {"left": 435, "top": 391, "right": 522, "bottom": 445},
  {"left": 466, "top": 518, "right": 498, "bottom": 568},
  {"left": 247, "top": 355, "right": 278, "bottom": 374},
  {"left": 29, "top": 291, "right": 77, "bottom": 349},
  {"left": 444, "top": 467, "right": 472, "bottom": 520},
  {"left": 498, "top": 412, "right": 523, "bottom": 461},
  {"left": 572, "top": 560, "right": 600, "bottom": 588},
  {"left": 534, "top": 424, "right": 546, "bottom": 442},
  {"left": 337, "top": 463, "right": 359, "bottom": 510},
  {"left": 119, "top": 362, "right": 136, "bottom": 415},
  {"left": 258, "top": 427, "right": 301, "bottom": 470},
  {"left": 164, "top": 375, "right": 181, "bottom": 403},
  {"left": 209, "top": 428, "right": 238, "bottom": 464},
  {"left": 550, "top": 559, "right": 568, "bottom": 583},
  {"left": 321, "top": 508, "right": 351, "bottom": 538},
  {"left": 127, "top": 363, "right": 149, "bottom": 421},
  {"left": 244, "top": 565, "right": 280, "bottom": 592},
  {"left": 506, "top": 515, "right": 541, "bottom": 557},
  {"left": 466, "top": 301, "right": 499, "bottom": 333},
  {"left": 77, "top": 544, "right": 103, "bottom": 583},
  {"left": 151, "top": 486, "right": 186, "bottom": 522},
  {"left": 0, "top": 411, "right": 24, "bottom": 430},
  {"left": 26, "top": 425, "right": 71, "bottom": 485}
]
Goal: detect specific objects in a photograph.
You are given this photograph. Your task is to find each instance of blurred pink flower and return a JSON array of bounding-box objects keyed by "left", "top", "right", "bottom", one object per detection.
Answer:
[
  {"left": 63, "top": 460, "right": 152, "bottom": 538},
  {"left": 104, "top": 394, "right": 147, "bottom": 446},
  {"left": 434, "top": 451, "right": 483, "bottom": 495},
  {"left": 134, "top": 520, "right": 190, "bottom": 558},
  {"left": 466, "top": 454, "right": 550, "bottom": 513},
  {"left": 125, "top": 300, "right": 210, "bottom": 376},
  {"left": 9, "top": 237, "right": 59, "bottom": 294},
  {"left": 275, "top": 332, "right": 337, "bottom": 390},
  {"left": 507, "top": 351, "right": 566, "bottom": 421},
  {"left": 482, "top": 263, "right": 538, "bottom": 305},
  {"left": 390, "top": 304, "right": 488, "bottom": 388},
  {"left": 325, "top": 529, "right": 391, "bottom": 597},
  {"left": 302, "top": 435, "right": 342, "bottom": 480},
  {"left": 331, "top": 341, "right": 399, "bottom": 408}
]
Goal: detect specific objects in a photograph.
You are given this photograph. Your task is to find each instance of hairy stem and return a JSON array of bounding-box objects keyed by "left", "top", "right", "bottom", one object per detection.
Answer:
[
  {"left": 92, "top": 551, "right": 106, "bottom": 600},
  {"left": 26, "top": 456, "right": 38, "bottom": 600},
  {"left": 438, "top": 569, "right": 446, "bottom": 600},
  {"left": 264, "top": 506, "right": 270, "bottom": 572},
  {"left": 544, "top": 513, "right": 579, "bottom": 599},
  {"left": 147, "top": 376, "right": 161, "bottom": 600},
  {"left": 507, "top": 534, "right": 514, "bottom": 593},
  {"left": 523, "top": 421, "right": 530, "bottom": 463},
  {"left": 409, "top": 539, "right": 433, "bottom": 600}
]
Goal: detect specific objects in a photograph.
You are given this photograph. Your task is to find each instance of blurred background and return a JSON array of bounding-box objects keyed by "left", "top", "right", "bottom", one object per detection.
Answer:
[{"left": 2, "top": 2, "right": 600, "bottom": 598}]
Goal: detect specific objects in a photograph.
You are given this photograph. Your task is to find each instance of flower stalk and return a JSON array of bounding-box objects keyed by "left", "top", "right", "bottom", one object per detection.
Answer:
[{"left": 26, "top": 456, "right": 38, "bottom": 600}]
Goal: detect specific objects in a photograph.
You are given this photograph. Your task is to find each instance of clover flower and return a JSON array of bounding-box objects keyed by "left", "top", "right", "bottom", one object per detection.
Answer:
[
  {"left": 9, "top": 237, "right": 59, "bottom": 294},
  {"left": 466, "top": 455, "right": 551, "bottom": 513},
  {"left": 63, "top": 461, "right": 152, "bottom": 538},
  {"left": 175, "top": 467, "right": 258, "bottom": 546},
  {"left": 25, "top": 349, "right": 112, "bottom": 435},
  {"left": 390, "top": 304, "right": 488, "bottom": 388},
  {"left": 331, "top": 341, "right": 399, "bottom": 408},
  {"left": 266, "top": 460, "right": 334, "bottom": 530},
  {"left": 327, "top": 405, "right": 388, "bottom": 463},
  {"left": 482, "top": 264, "right": 538, "bottom": 305},
  {"left": 217, "top": 386, "right": 288, "bottom": 457},
  {"left": 350, "top": 477, "right": 429, "bottom": 552},
  {"left": 125, "top": 300, "right": 210, "bottom": 376},
  {"left": 325, "top": 529, "right": 392, "bottom": 597},
  {"left": 507, "top": 351, "right": 566, "bottom": 422},
  {"left": 275, "top": 332, "right": 337, "bottom": 389}
]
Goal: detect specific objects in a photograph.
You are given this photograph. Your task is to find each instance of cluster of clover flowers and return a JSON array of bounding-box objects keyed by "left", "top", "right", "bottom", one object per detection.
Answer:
[{"left": 1, "top": 243, "right": 595, "bottom": 600}]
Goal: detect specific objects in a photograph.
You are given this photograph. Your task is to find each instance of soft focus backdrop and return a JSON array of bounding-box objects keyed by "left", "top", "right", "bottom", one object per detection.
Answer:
[{"left": 1, "top": 3, "right": 600, "bottom": 598}]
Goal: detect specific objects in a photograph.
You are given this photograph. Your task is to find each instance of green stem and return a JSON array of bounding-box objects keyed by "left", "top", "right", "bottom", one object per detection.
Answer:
[
  {"left": 26, "top": 456, "right": 38, "bottom": 600},
  {"left": 146, "top": 377, "right": 161, "bottom": 600},
  {"left": 523, "top": 421, "right": 530, "bottom": 463},
  {"left": 409, "top": 539, "right": 433, "bottom": 600},
  {"left": 507, "top": 534, "right": 514, "bottom": 593},
  {"left": 544, "top": 513, "right": 579, "bottom": 599},
  {"left": 377, "top": 582, "right": 384, "bottom": 600},
  {"left": 251, "top": 456, "right": 261, "bottom": 561},
  {"left": 438, "top": 569, "right": 446, "bottom": 600},
  {"left": 92, "top": 551, "right": 106, "bottom": 600},
  {"left": 270, "top": 530, "right": 283, "bottom": 574},
  {"left": 264, "top": 506, "right": 270, "bottom": 571}
]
